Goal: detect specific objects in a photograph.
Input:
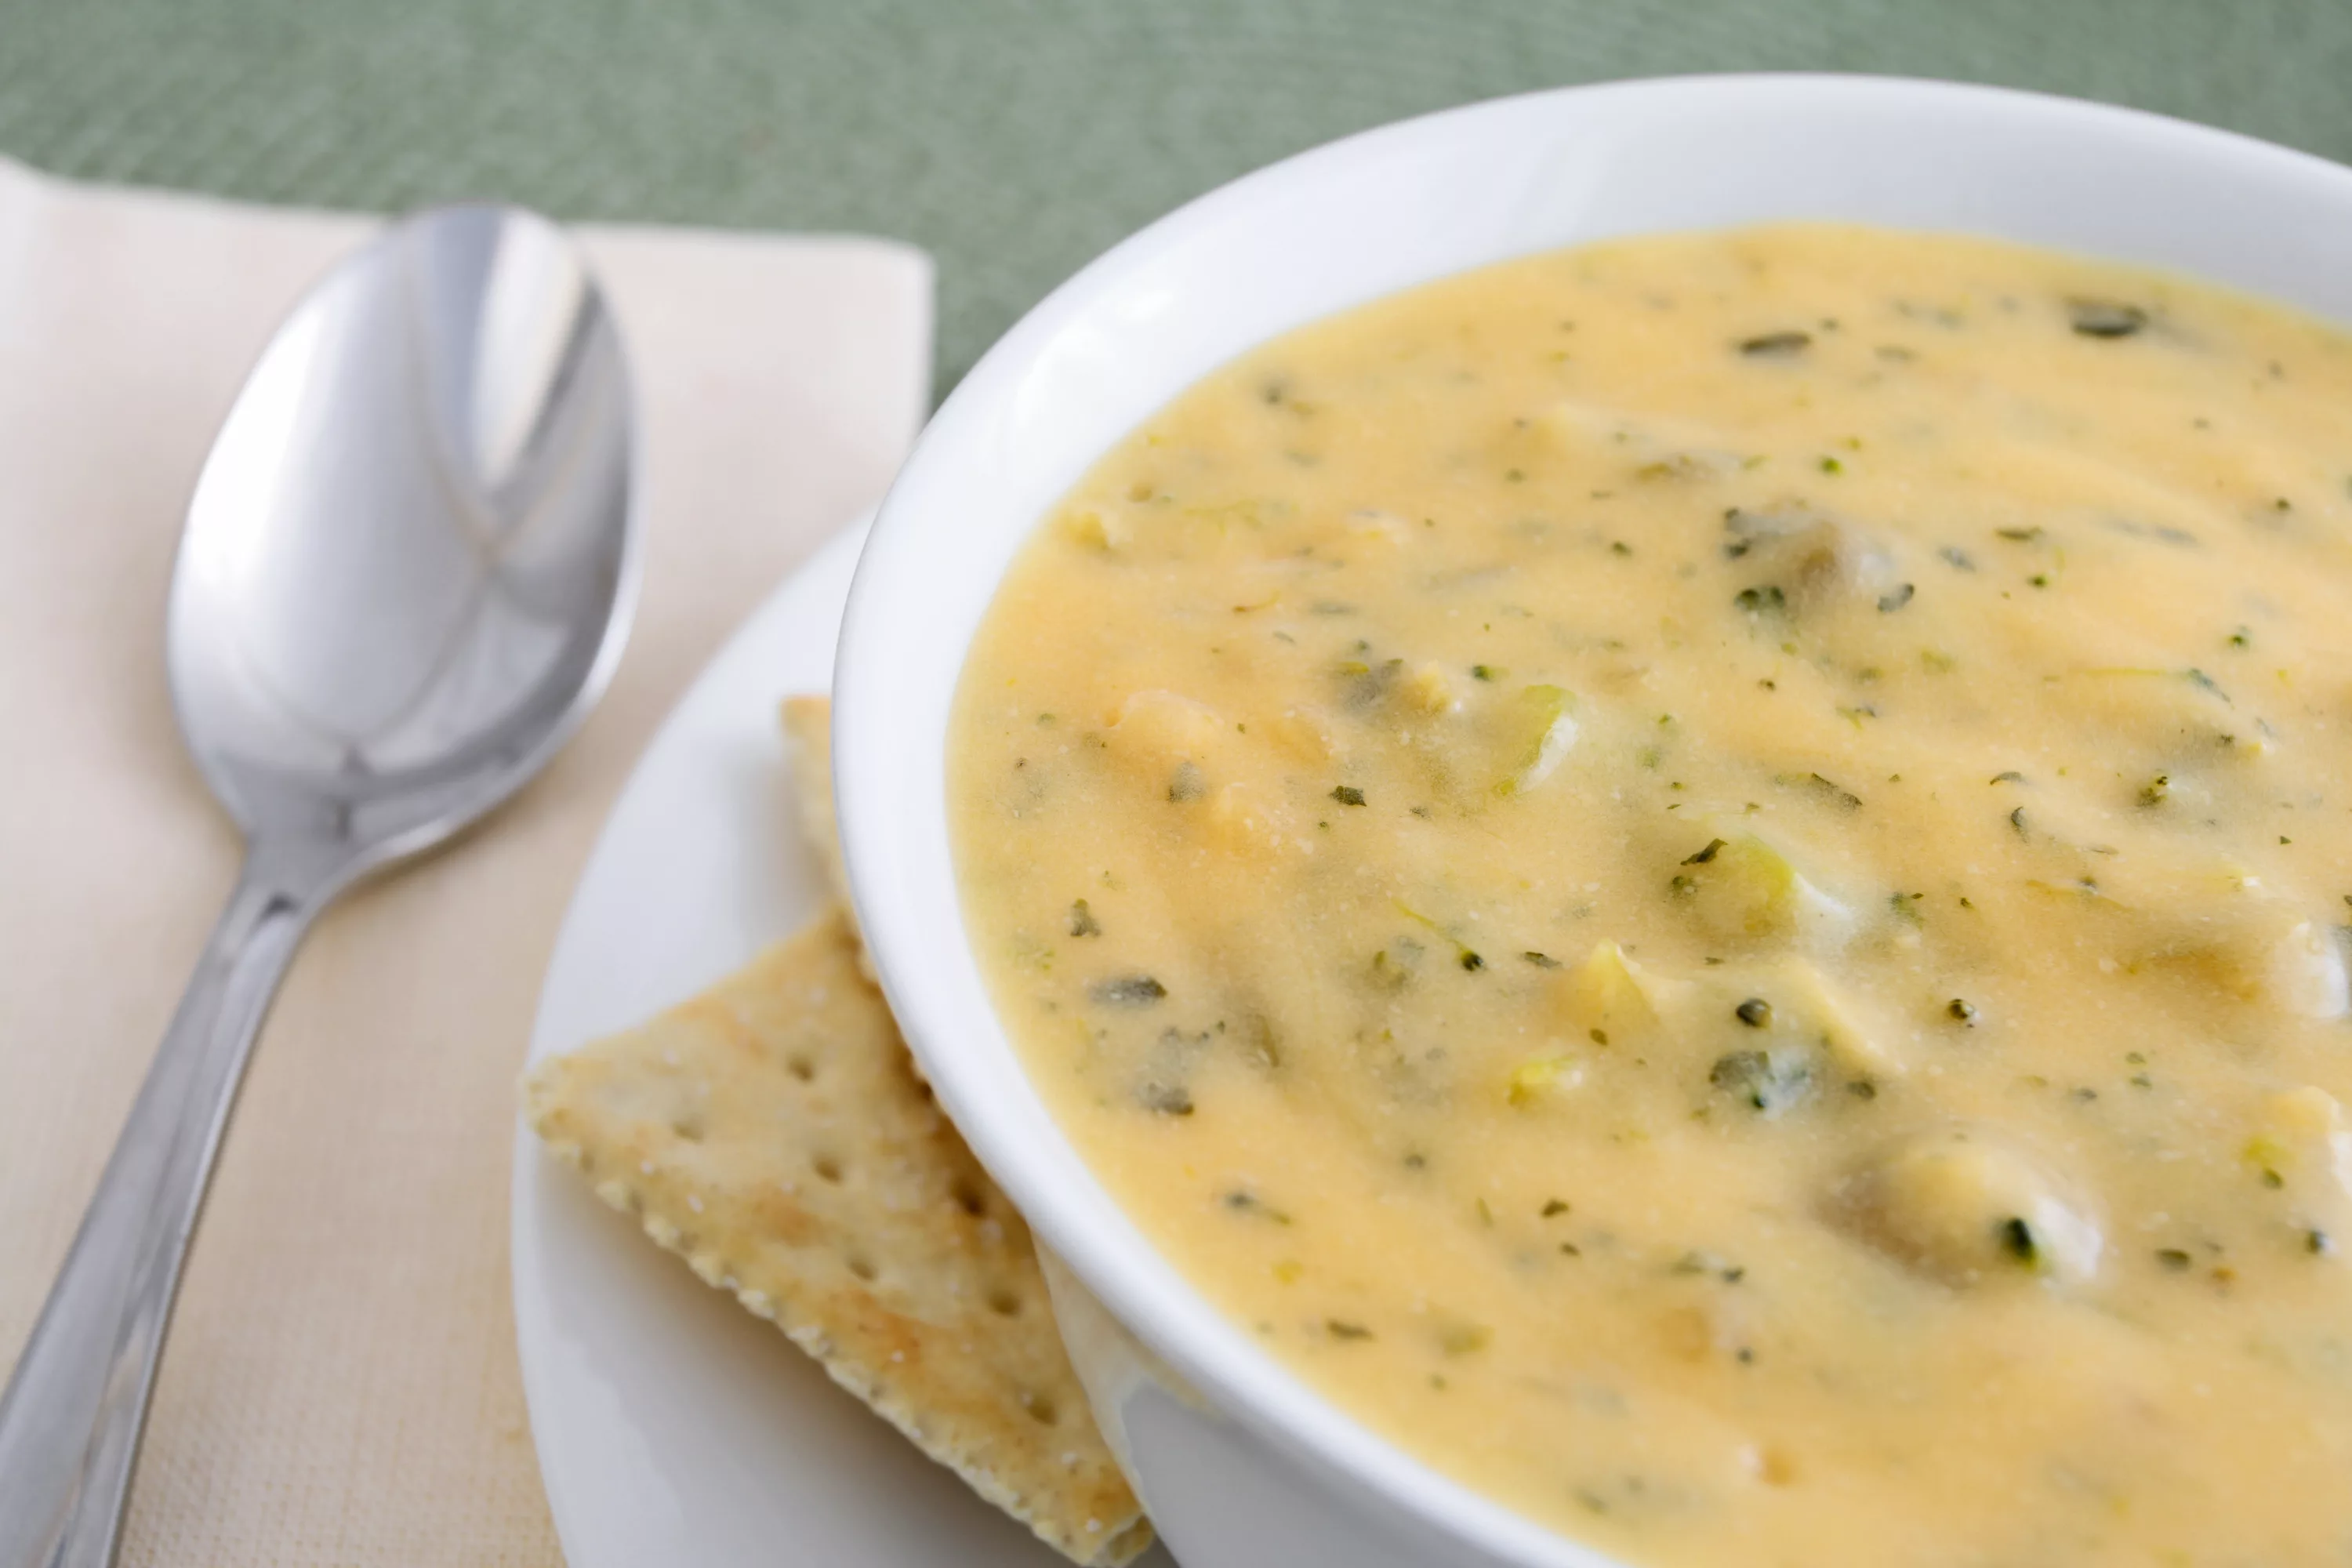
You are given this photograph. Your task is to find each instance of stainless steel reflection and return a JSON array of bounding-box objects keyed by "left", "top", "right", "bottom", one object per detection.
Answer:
[{"left": 0, "top": 205, "right": 638, "bottom": 1568}]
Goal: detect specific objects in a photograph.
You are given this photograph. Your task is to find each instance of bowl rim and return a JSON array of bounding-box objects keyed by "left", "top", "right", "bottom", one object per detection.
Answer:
[{"left": 835, "top": 71, "right": 2352, "bottom": 1565}]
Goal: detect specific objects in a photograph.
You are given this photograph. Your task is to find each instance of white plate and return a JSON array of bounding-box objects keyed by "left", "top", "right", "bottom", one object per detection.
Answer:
[{"left": 511, "top": 517, "right": 1174, "bottom": 1566}]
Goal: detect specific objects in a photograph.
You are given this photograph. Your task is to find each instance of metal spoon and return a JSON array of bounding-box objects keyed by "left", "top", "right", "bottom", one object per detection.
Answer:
[{"left": 0, "top": 204, "right": 639, "bottom": 1568}]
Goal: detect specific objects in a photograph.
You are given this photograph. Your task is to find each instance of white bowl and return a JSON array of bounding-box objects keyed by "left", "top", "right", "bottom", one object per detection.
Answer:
[{"left": 833, "top": 74, "right": 2352, "bottom": 1567}]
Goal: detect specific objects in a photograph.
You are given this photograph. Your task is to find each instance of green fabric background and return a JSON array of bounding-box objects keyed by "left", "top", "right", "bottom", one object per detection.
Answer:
[{"left": 3, "top": 1, "right": 2349, "bottom": 391}]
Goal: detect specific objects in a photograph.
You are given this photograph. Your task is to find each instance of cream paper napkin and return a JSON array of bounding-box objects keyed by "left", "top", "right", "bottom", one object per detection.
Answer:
[{"left": 0, "top": 159, "right": 931, "bottom": 1563}]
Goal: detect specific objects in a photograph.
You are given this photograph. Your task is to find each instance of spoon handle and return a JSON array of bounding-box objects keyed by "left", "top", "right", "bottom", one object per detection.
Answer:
[{"left": 0, "top": 842, "right": 339, "bottom": 1568}]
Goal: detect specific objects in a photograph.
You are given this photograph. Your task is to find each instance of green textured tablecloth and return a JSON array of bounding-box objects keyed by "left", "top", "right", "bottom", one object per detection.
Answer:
[{"left": 5, "top": 0, "right": 2349, "bottom": 390}]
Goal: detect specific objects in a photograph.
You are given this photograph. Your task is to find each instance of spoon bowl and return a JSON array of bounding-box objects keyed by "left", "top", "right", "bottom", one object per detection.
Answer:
[
  {"left": 0, "top": 203, "right": 636, "bottom": 1568},
  {"left": 169, "top": 203, "right": 636, "bottom": 872}
]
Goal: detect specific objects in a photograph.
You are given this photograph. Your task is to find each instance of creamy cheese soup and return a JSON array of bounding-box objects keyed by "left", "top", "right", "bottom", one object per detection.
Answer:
[{"left": 946, "top": 224, "right": 2352, "bottom": 1566}]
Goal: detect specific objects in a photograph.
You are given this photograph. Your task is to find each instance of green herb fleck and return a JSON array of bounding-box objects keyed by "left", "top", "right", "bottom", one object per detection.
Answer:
[
  {"left": 1673, "top": 1250, "right": 1744, "bottom": 1282},
  {"left": 1806, "top": 773, "right": 1864, "bottom": 811},
  {"left": 1330, "top": 784, "right": 1367, "bottom": 807},
  {"left": 1138, "top": 1081, "right": 1195, "bottom": 1116},
  {"left": 2184, "top": 667, "right": 2231, "bottom": 703},
  {"left": 1068, "top": 899, "right": 1102, "bottom": 938},
  {"left": 2068, "top": 299, "right": 2149, "bottom": 338},
  {"left": 1739, "top": 330, "right": 1813, "bottom": 357},
  {"left": 1735, "top": 997, "right": 1773, "bottom": 1029},
  {"left": 1222, "top": 1189, "right": 1292, "bottom": 1225},
  {"left": 1091, "top": 975, "right": 1167, "bottom": 1007}
]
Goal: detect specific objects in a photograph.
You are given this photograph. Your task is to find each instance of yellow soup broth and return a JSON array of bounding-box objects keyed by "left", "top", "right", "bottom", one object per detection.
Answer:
[{"left": 947, "top": 224, "right": 2352, "bottom": 1566}]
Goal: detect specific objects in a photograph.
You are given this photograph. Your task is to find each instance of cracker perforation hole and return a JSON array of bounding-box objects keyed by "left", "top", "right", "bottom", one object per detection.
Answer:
[
  {"left": 848, "top": 1253, "right": 878, "bottom": 1283},
  {"left": 985, "top": 1286, "right": 1023, "bottom": 1317},
  {"left": 786, "top": 1054, "right": 815, "bottom": 1083},
  {"left": 813, "top": 1154, "right": 844, "bottom": 1184},
  {"left": 950, "top": 1178, "right": 987, "bottom": 1217}
]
